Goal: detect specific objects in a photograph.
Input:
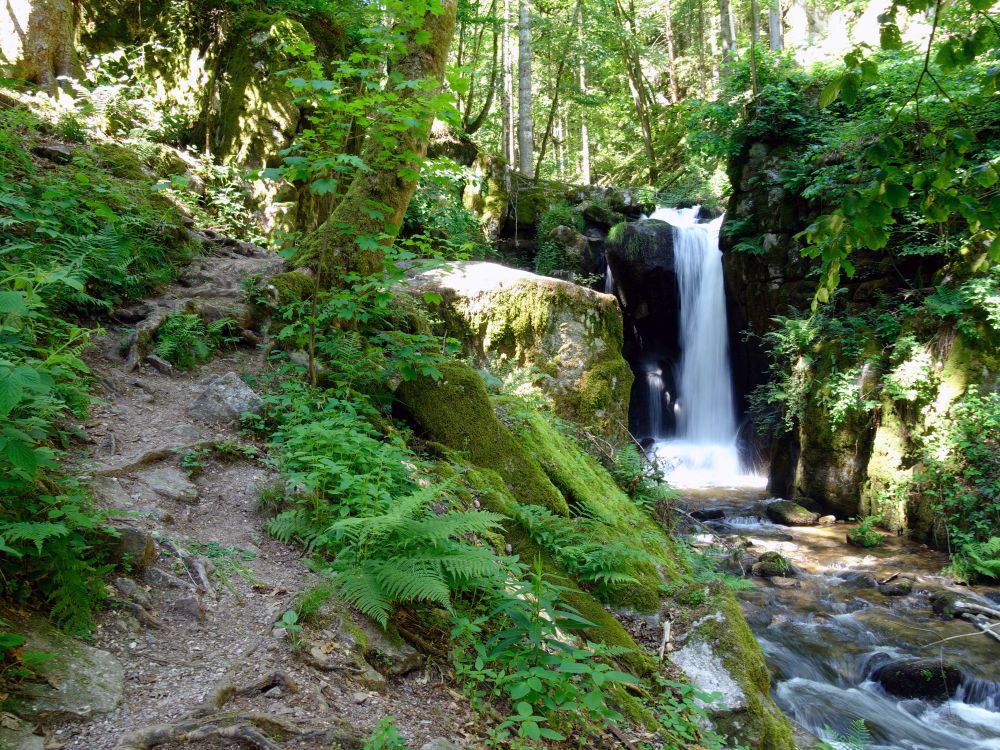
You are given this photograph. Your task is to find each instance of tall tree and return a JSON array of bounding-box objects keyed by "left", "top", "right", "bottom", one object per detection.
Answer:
[
  {"left": 299, "top": 0, "right": 459, "bottom": 281},
  {"left": 718, "top": 0, "right": 736, "bottom": 63},
  {"left": 501, "top": 0, "right": 515, "bottom": 178},
  {"left": 577, "top": 6, "right": 591, "bottom": 184},
  {"left": 517, "top": 0, "right": 534, "bottom": 175},
  {"left": 662, "top": 0, "right": 680, "bottom": 102},
  {"left": 769, "top": 0, "right": 782, "bottom": 51}
]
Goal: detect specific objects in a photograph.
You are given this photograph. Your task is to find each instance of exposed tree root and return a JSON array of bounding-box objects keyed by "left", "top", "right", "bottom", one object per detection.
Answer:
[{"left": 115, "top": 711, "right": 299, "bottom": 750}]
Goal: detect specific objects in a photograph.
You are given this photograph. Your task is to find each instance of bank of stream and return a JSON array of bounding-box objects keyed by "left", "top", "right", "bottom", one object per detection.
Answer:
[{"left": 681, "top": 487, "right": 1000, "bottom": 750}]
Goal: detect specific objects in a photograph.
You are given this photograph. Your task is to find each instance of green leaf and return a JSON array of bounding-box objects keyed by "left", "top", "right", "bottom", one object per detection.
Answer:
[
  {"left": 880, "top": 23, "right": 903, "bottom": 50},
  {"left": 3, "top": 439, "right": 39, "bottom": 474},
  {"left": 819, "top": 78, "right": 842, "bottom": 107},
  {"left": 0, "top": 291, "right": 28, "bottom": 315},
  {"left": 883, "top": 181, "right": 909, "bottom": 208},
  {"left": 0, "top": 372, "right": 25, "bottom": 416}
]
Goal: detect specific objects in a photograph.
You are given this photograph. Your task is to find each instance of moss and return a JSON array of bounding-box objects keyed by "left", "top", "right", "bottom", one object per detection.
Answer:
[
  {"left": 860, "top": 395, "right": 911, "bottom": 532},
  {"left": 465, "top": 467, "right": 657, "bottom": 678},
  {"left": 397, "top": 361, "right": 570, "bottom": 516},
  {"left": 694, "top": 582, "right": 796, "bottom": 750},
  {"left": 268, "top": 271, "right": 314, "bottom": 306},
  {"left": 93, "top": 142, "right": 148, "bottom": 180}
]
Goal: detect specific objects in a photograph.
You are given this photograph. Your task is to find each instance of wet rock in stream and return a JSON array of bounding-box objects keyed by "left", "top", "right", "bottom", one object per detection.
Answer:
[
  {"left": 873, "top": 658, "right": 963, "bottom": 699},
  {"left": 765, "top": 500, "right": 820, "bottom": 526}
]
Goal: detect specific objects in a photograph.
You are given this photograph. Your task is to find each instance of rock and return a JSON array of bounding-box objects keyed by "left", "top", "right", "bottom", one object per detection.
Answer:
[
  {"left": 173, "top": 595, "right": 206, "bottom": 622},
  {"left": 765, "top": 501, "right": 820, "bottom": 526},
  {"left": 356, "top": 662, "right": 388, "bottom": 692},
  {"left": 9, "top": 616, "right": 123, "bottom": 721},
  {"left": 691, "top": 508, "right": 726, "bottom": 521},
  {"left": 421, "top": 740, "right": 462, "bottom": 750},
  {"left": 144, "top": 354, "right": 174, "bottom": 375},
  {"left": 401, "top": 262, "right": 632, "bottom": 439},
  {"left": 878, "top": 578, "right": 913, "bottom": 597},
  {"left": 137, "top": 465, "right": 197, "bottom": 503},
  {"left": 873, "top": 659, "right": 962, "bottom": 699},
  {"left": 752, "top": 559, "right": 794, "bottom": 578},
  {"left": 817, "top": 515, "right": 837, "bottom": 525},
  {"left": 0, "top": 723, "right": 44, "bottom": 750},
  {"left": 112, "top": 577, "right": 152, "bottom": 609},
  {"left": 770, "top": 576, "right": 800, "bottom": 589},
  {"left": 187, "top": 371, "right": 264, "bottom": 426},
  {"left": 577, "top": 200, "right": 624, "bottom": 229},
  {"left": 90, "top": 476, "right": 133, "bottom": 508},
  {"left": 31, "top": 144, "right": 73, "bottom": 163},
  {"left": 547, "top": 224, "right": 593, "bottom": 269},
  {"left": 930, "top": 590, "right": 971, "bottom": 618},
  {"left": 110, "top": 524, "right": 156, "bottom": 570}
]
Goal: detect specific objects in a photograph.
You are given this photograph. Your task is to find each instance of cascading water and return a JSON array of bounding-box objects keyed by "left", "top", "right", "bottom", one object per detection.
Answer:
[
  {"left": 645, "top": 369, "right": 665, "bottom": 438},
  {"left": 603, "top": 262, "right": 614, "bottom": 295},
  {"left": 644, "top": 206, "right": 761, "bottom": 487}
]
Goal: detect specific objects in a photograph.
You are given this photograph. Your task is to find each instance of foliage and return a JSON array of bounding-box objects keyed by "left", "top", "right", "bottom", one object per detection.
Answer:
[
  {"left": 153, "top": 313, "right": 240, "bottom": 369},
  {"left": 363, "top": 716, "right": 408, "bottom": 750},
  {"left": 847, "top": 514, "right": 885, "bottom": 548},
  {"left": 533, "top": 201, "right": 584, "bottom": 277},
  {"left": 818, "top": 718, "right": 873, "bottom": 750},
  {"left": 918, "top": 387, "right": 1000, "bottom": 581},
  {"left": 509, "top": 502, "right": 659, "bottom": 601},
  {"left": 609, "top": 444, "right": 678, "bottom": 516},
  {"left": 402, "top": 157, "right": 489, "bottom": 259},
  {"left": 451, "top": 558, "right": 639, "bottom": 745}
]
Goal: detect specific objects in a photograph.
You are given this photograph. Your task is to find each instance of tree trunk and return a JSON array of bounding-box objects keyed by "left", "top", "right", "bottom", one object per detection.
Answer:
[
  {"left": 750, "top": 0, "right": 759, "bottom": 95},
  {"left": 501, "top": 0, "right": 515, "bottom": 180},
  {"left": 298, "top": 0, "right": 458, "bottom": 281},
  {"left": 697, "top": 0, "right": 707, "bottom": 90},
  {"left": 718, "top": 0, "right": 736, "bottom": 63},
  {"left": 517, "top": 0, "right": 534, "bottom": 175},
  {"left": 614, "top": 0, "right": 657, "bottom": 183},
  {"left": 663, "top": 0, "right": 679, "bottom": 102},
  {"left": 577, "top": 7, "right": 591, "bottom": 184},
  {"left": 2, "top": 0, "right": 79, "bottom": 94},
  {"left": 769, "top": 0, "right": 782, "bottom": 51}
]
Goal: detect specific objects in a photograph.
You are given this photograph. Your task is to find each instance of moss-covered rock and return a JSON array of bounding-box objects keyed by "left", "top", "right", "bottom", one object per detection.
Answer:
[
  {"left": 402, "top": 262, "right": 633, "bottom": 440},
  {"left": 671, "top": 583, "right": 795, "bottom": 750},
  {"left": 397, "top": 360, "right": 569, "bottom": 516}
]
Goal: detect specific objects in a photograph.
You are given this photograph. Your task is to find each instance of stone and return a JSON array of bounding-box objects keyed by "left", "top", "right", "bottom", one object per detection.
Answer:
[
  {"left": 421, "top": 740, "right": 462, "bottom": 750},
  {"left": 930, "top": 590, "right": 970, "bottom": 618},
  {"left": 137, "top": 466, "right": 197, "bottom": 503},
  {"left": 90, "top": 476, "right": 133, "bottom": 508},
  {"left": 817, "top": 515, "right": 837, "bottom": 525},
  {"left": 691, "top": 509, "right": 726, "bottom": 521},
  {"left": 0, "top": 723, "right": 45, "bottom": 750},
  {"left": 751, "top": 560, "right": 793, "bottom": 578},
  {"left": 112, "top": 577, "right": 152, "bottom": 609},
  {"left": 401, "top": 262, "right": 632, "bottom": 439},
  {"left": 9, "top": 616, "right": 123, "bottom": 721},
  {"left": 144, "top": 354, "right": 174, "bottom": 375},
  {"left": 187, "top": 371, "right": 264, "bottom": 426},
  {"left": 765, "top": 501, "right": 820, "bottom": 526},
  {"left": 878, "top": 578, "right": 913, "bottom": 597},
  {"left": 173, "top": 595, "right": 206, "bottom": 622},
  {"left": 770, "top": 576, "right": 800, "bottom": 589},
  {"left": 873, "top": 659, "right": 962, "bottom": 699},
  {"left": 577, "top": 200, "right": 625, "bottom": 229},
  {"left": 357, "top": 662, "right": 388, "bottom": 692},
  {"left": 110, "top": 524, "right": 156, "bottom": 570},
  {"left": 31, "top": 144, "right": 73, "bottom": 164}
]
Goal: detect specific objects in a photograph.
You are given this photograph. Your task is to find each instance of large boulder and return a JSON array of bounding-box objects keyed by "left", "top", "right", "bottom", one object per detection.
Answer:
[
  {"left": 187, "top": 371, "right": 264, "bottom": 426},
  {"left": 765, "top": 501, "right": 820, "bottom": 527},
  {"left": 873, "top": 659, "right": 962, "bottom": 699},
  {"left": 402, "top": 262, "right": 632, "bottom": 439}
]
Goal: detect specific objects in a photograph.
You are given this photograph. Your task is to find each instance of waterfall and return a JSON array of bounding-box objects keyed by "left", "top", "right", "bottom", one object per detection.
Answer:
[
  {"left": 603, "top": 261, "right": 614, "bottom": 294},
  {"left": 644, "top": 206, "right": 761, "bottom": 487},
  {"left": 645, "top": 369, "right": 664, "bottom": 438}
]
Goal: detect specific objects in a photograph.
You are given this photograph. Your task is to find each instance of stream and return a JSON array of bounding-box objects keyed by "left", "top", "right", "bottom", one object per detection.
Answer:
[
  {"left": 684, "top": 487, "right": 1000, "bottom": 750},
  {"left": 627, "top": 206, "right": 1000, "bottom": 749}
]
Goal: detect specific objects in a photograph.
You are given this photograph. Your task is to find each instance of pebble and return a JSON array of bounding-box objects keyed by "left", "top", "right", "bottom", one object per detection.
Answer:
[{"left": 352, "top": 691, "right": 368, "bottom": 704}]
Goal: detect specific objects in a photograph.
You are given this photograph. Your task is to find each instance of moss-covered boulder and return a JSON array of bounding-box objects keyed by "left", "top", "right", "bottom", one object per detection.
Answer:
[{"left": 402, "top": 262, "right": 633, "bottom": 440}]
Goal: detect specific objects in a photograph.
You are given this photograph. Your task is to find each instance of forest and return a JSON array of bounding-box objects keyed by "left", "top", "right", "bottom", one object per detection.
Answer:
[{"left": 0, "top": 0, "right": 998, "bottom": 748}]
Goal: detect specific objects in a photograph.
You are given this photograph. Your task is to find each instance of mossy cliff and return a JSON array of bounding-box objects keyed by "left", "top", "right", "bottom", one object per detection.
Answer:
[
  {"left": 397, "top": 360, "right": 794, "bottom": 749},
  {"left": 402, "top": 262, "right": 633, "bottom": 441}
]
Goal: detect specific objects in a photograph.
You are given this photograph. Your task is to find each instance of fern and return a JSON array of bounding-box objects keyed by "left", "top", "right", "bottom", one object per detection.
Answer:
[{"left": 819, "top": 718, "right": 872, "bottom": 750}]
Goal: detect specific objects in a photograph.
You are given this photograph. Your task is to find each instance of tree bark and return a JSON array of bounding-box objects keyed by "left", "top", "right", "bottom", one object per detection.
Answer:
[
  {"left": 517, "top": 0, "right": 534, "bottom": 175},
  {"left": 501, "top": 0, "right": 515, "bottom": 180},
  {"left": 662, "top": 0, "right": 679, "bottom": 102},
  {"left": 298, "top": 0, "right": 458, "bottom": 281},
  {"left": 613, "top": 0, "right": 657, "bottom": 183},
  {"left": 718, "top": 0, "right": 736, "bottom": 64},
  {"left": 769, "top": 0, "right": 782, "bottom": 51},
  {"left": 750, "top": 0, "right": 760, "bottom": 95},
  {"left": 2, "top": 0, "right": 79, "bottom": 94},
  {"left": 577, "top": 8, "right": 591, "bottom": 184}
]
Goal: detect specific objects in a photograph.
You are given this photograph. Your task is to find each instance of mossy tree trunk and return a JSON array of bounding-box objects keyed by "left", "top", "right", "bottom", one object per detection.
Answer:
[
  {"left": 299, "top": 0, "right": 457, "bottom": 283},
  {"left": 3, "top": 0, "right": 79, "bottom": 94}
]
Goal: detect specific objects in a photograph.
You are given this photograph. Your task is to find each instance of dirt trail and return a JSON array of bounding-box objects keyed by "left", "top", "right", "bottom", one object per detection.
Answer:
[{"left": 56, "top": 245, "right": 475, "bottom": 750}]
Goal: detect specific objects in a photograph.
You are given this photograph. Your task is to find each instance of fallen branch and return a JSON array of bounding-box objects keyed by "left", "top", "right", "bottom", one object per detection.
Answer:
[
  {"left": 658, "top": 619, "right": 672, "bottom": 662},
  {"left": 959, "top": 613, "right": 1000, "bottom": 645},
  {"left": 954, "top": 600, "right": 1000, "bottom": 620}
]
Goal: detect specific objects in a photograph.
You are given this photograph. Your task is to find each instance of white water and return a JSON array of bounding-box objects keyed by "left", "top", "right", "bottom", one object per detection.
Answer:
[
  {"left": 604, "top": 262, "right": 614, "bottom": 294},
  {"left": 644, "top": 206, "right": 763, "bottom": 488},
  {"left": 645, "top": 370, "right": 665, "bottom": 437}
]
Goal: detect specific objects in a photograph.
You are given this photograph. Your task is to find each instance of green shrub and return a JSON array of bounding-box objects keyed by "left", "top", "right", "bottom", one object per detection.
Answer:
[
  {"left": 153, "top": 313, "right": 239, "bottom": 369},
  {"left": 533, "top": 201, "right": 584, "bottom": 277}
]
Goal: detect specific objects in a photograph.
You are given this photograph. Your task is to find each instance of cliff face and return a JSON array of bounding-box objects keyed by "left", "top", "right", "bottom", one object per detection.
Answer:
[{"left": 722, "top": 139, "right": 999, "bottom": 540}]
